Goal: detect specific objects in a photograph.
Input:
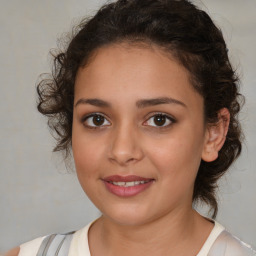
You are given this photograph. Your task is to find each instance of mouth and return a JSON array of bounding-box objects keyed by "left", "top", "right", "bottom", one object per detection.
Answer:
[
  {"left": 102, "top": 175, "right": 155, "bottom": 197},
  {"left": 107, "top": 180, "right": 152, "bottom": 187}
]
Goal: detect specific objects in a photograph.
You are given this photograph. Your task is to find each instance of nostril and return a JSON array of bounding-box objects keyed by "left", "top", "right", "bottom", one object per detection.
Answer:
[
  {"left": 108, "top": 132, "right": 144, "bottom": 164},
  {"left": 109, "top": 155, "right": 137, "bottom": 166}
]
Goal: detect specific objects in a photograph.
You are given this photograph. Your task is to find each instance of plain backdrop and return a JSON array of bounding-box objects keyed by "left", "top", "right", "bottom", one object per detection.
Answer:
[{"left": 0, "top": 0, "right": 255, "bottom": 252}]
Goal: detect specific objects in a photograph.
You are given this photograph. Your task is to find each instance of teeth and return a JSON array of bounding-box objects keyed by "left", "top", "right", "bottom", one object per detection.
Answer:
[
  {"left": 113, "top": 181, "right": 125, "bottom": 186},
  {"left": 111, "top": 180, "right": 149, "bottom": 187}
]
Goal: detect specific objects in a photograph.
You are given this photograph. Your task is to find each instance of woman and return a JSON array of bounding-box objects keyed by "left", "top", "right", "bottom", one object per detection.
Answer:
[{"left": 5, "top": 0, "right": 255, "bottom": 255}]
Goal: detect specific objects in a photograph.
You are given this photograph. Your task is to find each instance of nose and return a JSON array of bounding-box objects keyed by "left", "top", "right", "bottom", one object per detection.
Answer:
[{"left": 108, "top": 124, "right": 144, "bottom": 166}]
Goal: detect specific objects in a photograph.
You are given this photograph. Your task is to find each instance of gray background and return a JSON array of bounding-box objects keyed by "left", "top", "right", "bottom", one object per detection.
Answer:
[{"left": 0, "top": 0, "right": 255, "bottom": 252}]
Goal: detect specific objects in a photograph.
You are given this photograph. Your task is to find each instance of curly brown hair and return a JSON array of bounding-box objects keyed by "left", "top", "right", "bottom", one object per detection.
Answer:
[{"left": 37, "top": 0, "right": 243, "bottom": 218}]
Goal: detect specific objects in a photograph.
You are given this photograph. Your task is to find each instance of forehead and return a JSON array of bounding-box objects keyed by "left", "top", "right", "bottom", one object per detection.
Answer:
[{"left": 74, "top": 43, "right": 203, "bottom": 111}]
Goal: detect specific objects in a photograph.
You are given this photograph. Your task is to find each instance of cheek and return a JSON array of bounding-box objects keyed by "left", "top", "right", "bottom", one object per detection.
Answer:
[
  {"left": 72, "top": 129, "right": 104, "bottom": 181},
  {"left": 72, "top": 136, "right": 105, "bottom": 202},
  {"left": 146, "top": 127, "right": 204, "bottom": 180},
  {"left": 147, "top": 135, "right": 203, "bottom": 206}
]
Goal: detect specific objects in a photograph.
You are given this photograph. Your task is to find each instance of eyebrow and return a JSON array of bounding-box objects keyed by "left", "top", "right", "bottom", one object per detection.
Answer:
[
  {"left": 136, "top": 97, "right": 187, "bottom": 108},
  {"left": 75, "top": 98, "right": 111, "bottom": 108},
  {"left": 75, "top": 97, "right": 186, "bottom": 108}
]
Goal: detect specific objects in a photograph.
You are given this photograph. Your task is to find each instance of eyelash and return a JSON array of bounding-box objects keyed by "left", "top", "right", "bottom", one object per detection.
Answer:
[
  {"left": 81, "top": 113, "right": 111, "bottom": 129},
  {"left": 81, "top": 112, "right": 176, "bottom": 130},
  {"left": 143, "top": 112, "right": 176, "bottom": 129}
]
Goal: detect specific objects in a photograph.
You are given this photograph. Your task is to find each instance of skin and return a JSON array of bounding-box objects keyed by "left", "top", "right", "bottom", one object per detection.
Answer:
[
  {"left": 4, "top": 247, "right": 20, "bottom": 256},
  {"left": 5, "top": 43, "right": 229, "bottom": 256},
  {"left": 72, "top": 43, "right": 230, "bottom": 256}
]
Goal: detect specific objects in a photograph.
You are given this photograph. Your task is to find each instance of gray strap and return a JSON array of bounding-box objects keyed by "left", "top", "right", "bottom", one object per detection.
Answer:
[
  {"left": 36, "top": 235, "right": 56, "bottom": 256},
  {"left": 55, "top": 233, "right": 74, "bottom": 256},
  {"left": 36, "top": 232, "right": 75, "bottom": 256}
]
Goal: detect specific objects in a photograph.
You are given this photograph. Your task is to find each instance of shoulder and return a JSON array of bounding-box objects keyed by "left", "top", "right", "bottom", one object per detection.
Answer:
[
  {"left": 209, "top": 230, "right": 256, "bottom": 256},
  {"left": 17, "top": 232, "right": 74, "bottom": 256},
  {"left": 2, "top": 221, "right": 94, "bottom": 256},
  {"left": 4, "top": 236, "right": 46, "bottom": 256},
  {"left": 3, "top": 236, "right": 45, "bottom": 256},
  {"left": 3, "top": 247, "right": 20, "bottom": 256},
  {"left": 3, "top": 233, "right": 74, "bottom": 256}
]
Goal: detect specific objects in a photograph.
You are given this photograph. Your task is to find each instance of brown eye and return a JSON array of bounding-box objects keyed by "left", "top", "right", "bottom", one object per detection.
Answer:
[
  {"left": 93, "top": 115, "right": 105, "bottom": 126},
  {"left": 83, "top": 113, "right": 110, "bottom": 128},
  {"left": 144, "top": 113, "right": 175, "bottom": 127},
  {"left": 154, "top": 115, "right": 167, "bottom": 126}
]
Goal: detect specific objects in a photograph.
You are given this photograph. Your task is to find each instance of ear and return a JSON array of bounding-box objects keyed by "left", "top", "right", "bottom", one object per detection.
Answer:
[{"left": 201, "top": 108, "right": 230, "bottom": 162}]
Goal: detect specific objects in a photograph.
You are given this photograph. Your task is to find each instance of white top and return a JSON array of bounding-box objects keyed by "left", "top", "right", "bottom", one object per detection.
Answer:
[
  {"left": 19, "top": 220, "right": 255, "bottom": 256},
  {"left": 197, "top": 221, "right": 225, "bottom": 256}
]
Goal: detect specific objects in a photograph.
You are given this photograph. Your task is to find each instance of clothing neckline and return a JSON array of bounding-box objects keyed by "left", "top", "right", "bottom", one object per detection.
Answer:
[
  {"left": 69, "top": 219, "right": 225, "bottom": 256},
  {"left": 196, "top": 221, "right": 225, "bottom": 256}
]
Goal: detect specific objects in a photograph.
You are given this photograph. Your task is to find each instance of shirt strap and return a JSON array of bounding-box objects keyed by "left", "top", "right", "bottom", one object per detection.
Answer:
[{"left": 36, "top": 231, "right": 75, "bottom": 256}]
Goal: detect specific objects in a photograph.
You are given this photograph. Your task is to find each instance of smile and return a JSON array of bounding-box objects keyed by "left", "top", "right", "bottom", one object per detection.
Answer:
[
  {"left": 109, "top": 180, "right": 150, "bottom": 187},
  {"left": 102, "top": 175, "right": 154, "bottom": 197}
]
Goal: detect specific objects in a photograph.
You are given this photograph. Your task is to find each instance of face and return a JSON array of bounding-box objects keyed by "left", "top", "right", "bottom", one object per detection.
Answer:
[{"left": 72, "top": 44, "right": 207, "bottom": 226}]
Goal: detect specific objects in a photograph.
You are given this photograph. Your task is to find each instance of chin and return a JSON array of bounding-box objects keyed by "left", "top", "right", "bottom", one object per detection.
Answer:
[{"left": 101, "top": 205, "right": 159, "bottom": 227}]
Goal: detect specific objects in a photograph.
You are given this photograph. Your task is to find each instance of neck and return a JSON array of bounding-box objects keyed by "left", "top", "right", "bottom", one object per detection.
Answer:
[{"left": 89, "top": 208, "right": 213, "bottom": 256}]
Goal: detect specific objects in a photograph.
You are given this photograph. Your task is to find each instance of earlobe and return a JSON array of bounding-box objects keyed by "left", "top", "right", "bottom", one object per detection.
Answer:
[{"left": 201, "top": 108, "right": 230, "bottom": 162}]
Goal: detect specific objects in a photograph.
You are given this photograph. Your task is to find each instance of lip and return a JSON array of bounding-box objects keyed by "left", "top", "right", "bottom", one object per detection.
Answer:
[
  {"left": 103, "top": 175, "right": 153, "bottom": 182},
  {"left": 102, "top": 175, "right": 155, "bottom": 197}
]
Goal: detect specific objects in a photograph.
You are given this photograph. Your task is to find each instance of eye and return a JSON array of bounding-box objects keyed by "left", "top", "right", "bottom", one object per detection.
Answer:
[
  {"left": 82, "top": 113, "right": 111, "bottom": 128},
  {"left": 144, "top": 113, "right": 175, "bottom": 127}
]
